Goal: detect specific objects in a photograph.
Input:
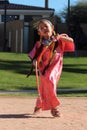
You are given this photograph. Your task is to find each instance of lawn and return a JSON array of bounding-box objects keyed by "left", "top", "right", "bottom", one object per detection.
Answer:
[{"left": 0, "top": 52, "right": 87, "bottom": 91}]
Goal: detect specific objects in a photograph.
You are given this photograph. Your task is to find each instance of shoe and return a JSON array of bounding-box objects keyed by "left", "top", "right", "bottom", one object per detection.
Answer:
[
  {"left": 33, "top": 107, "right": 41, "bottom": 114},
  {"left": 51, "top": 108, "right": 61, "bottom": 117}
]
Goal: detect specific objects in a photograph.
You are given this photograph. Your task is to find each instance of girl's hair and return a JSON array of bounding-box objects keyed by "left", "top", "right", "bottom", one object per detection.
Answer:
[{"left": 38, "top": 19, "right": 53, "bottom": 26}]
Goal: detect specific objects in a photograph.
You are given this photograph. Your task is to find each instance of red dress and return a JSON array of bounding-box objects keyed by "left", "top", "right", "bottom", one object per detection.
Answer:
[{"left": 29, "top": 34, "right": 74, "bottom": 110}]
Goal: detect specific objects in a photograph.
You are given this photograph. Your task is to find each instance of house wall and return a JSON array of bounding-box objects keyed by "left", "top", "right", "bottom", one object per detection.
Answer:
[
  {"left": 0, "top": 22, "right": 87, "bottom": 53},
  {"left": 28, "top": 21, "right": 35, "bottom": 52},
  {"left": 0, "top": 23, "right": 4, "bottom": 51},
  {"left": 0, "top": 20, "right": 36, "bottom": 53},
  {"left": 0, "top": 20, "right": 24, "bottom": 52},
  {"left": 7, "top": 20, "right": 24, "bottom": 53}
]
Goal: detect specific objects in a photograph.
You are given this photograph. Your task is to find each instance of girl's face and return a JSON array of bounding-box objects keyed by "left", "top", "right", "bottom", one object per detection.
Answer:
[{"left": 38, "top": 21, "right": 54, "bottom": 39}]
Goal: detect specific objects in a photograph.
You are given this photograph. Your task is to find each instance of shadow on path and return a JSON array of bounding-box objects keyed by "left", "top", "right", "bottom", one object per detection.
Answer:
[{"left": 0, "top": 113, "right": 53, "bottom": 119}]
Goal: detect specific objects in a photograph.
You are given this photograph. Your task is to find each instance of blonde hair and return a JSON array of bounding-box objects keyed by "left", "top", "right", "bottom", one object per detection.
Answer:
[{"left": 38, "top": 19, "right": 53, "bottom": 30}]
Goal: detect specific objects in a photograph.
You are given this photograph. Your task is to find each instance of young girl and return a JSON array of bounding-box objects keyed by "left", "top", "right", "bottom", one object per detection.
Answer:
[{"left": 29, "top": 19, "right": 74, "bottom": 117}]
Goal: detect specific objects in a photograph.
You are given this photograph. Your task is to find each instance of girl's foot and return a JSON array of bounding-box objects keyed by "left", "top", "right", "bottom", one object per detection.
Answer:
[
  {"left": 33, "top": 107, "right": 41, "bottom": 114},
  {"left": 51, "top": 108, "right": 61, "bottom": 117}
]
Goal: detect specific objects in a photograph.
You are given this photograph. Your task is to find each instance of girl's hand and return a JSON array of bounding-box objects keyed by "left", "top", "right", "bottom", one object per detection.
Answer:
[
  {"left": 32, "top": 59, "right": 36, "bottom": 67},
  {"left": 56, "top": 34, "right": 74, "bottom": 43}
]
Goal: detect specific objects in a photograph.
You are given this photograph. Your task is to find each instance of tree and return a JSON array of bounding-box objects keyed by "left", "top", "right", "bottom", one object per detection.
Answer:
[
  {"left": 61, "top": 1, "right": 87, "bottom": 24},
  {"left": 60, "top": 1, "right": 87, "bottom": 50}
]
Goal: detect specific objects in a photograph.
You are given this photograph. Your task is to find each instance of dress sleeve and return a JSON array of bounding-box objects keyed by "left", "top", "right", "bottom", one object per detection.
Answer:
[
  {"left": 58, "top": 34, "right": 75, "bottom": 52},
  {"left": 28, "top": 41, "right": 40, "bottom": 60}
]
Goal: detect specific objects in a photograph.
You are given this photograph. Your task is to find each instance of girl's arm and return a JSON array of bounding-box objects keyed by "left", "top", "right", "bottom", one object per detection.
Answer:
[
  {"left": 28, "top": 41, "right": 40, "bottom": 60},
  {"left": 56, "top": 34, "right": 75, "bottom": 52}
]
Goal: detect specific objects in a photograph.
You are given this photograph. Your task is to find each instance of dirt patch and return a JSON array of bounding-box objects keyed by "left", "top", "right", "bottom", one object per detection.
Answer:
[{"left": 0, "top": 97, "right": 87, "bottom": 130}]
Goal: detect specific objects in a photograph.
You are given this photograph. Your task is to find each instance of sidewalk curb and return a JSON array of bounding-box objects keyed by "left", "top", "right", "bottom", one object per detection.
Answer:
[{"left": 0, "top": 89, "right": 87, "bottom": 94}]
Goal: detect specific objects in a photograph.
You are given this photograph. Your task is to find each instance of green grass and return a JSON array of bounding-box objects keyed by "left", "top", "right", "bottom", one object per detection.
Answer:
[
  {"left": 0, "top": 52, "right": 36, "bottom": 90},
  {"left": 0, "top": 52, "right": 87, "bottom": 92},
  {"left": 58, "top": 56, "right": 87, "bottom": 89},
  {"left": 0, "top": 93, "right": 87, "bottom": 97}
]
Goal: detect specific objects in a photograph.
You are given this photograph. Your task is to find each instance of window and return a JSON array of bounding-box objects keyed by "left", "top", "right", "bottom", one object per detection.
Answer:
[{"left": 1, "top": 15, "right": 19, "bottom": 22}]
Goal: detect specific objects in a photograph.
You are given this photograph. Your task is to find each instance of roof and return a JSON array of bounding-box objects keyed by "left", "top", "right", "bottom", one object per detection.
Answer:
[{"left": 0, "top": 2, "right": 54, "bottom": 11}]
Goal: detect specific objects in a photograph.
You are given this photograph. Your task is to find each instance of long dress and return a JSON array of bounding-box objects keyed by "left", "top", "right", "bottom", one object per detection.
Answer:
[{"left": 29, "top": 34, "right": 75, "bottom": 110}]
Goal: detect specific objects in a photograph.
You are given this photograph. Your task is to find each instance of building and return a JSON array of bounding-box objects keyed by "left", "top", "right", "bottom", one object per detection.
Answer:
[{"left": 0, "top": 0, "right": 54, "bottom": 53}]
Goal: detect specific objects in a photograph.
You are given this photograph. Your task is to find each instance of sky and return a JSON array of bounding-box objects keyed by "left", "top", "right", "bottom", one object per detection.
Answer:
[{"left": 9, "top": 0, "right": 81, "bottom": 14}]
